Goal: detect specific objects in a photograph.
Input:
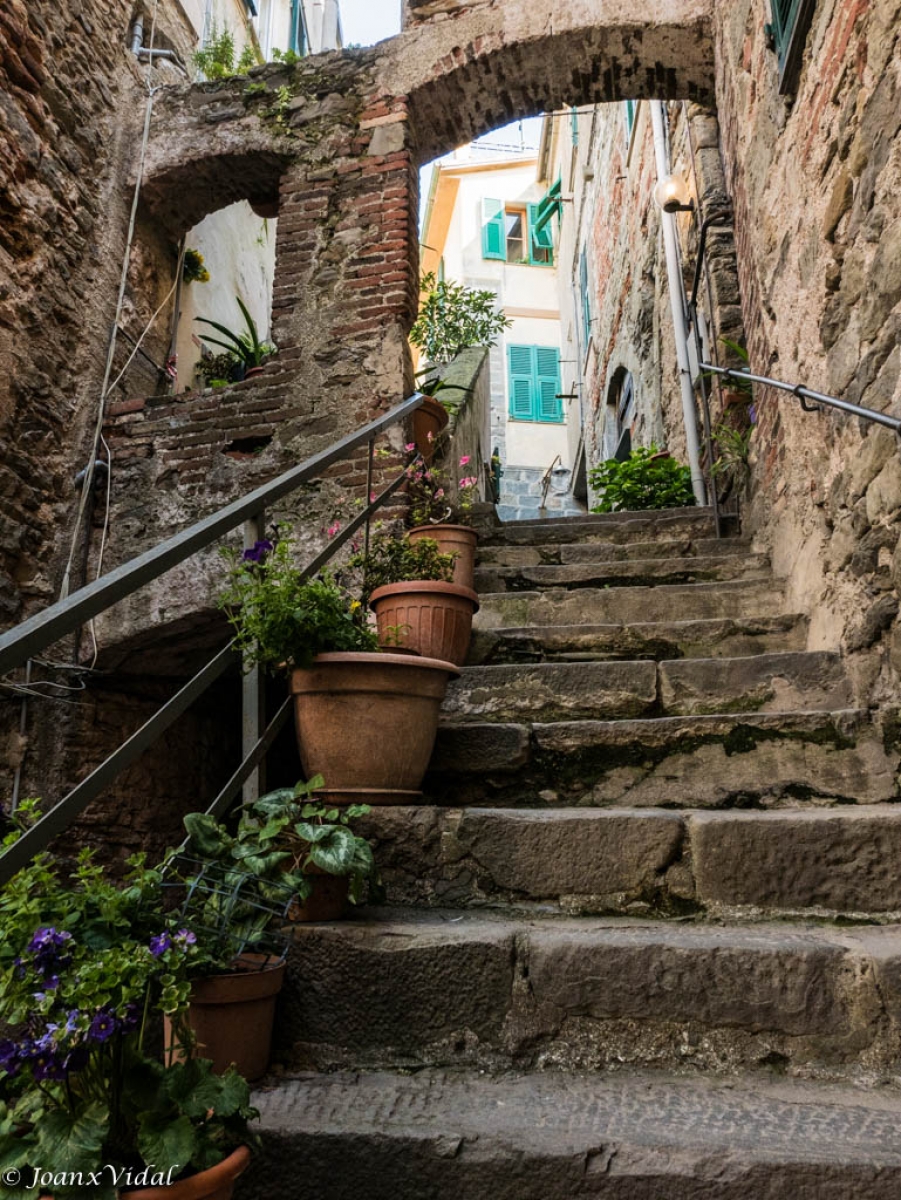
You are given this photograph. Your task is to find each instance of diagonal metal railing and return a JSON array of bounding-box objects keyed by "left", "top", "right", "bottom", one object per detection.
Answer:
[{"left": 0, "top": 393, "right": 425, "bottom": 885}]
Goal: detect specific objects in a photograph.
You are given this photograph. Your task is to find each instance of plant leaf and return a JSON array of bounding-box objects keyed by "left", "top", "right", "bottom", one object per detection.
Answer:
[{"left": 36, "top": 1102, "right": 109, "bottom": 1176}]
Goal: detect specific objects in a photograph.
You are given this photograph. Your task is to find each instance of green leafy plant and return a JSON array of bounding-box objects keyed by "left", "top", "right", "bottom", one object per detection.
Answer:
[
  {"left": 404, "top": 452, "right": 479, "bottom": 527},
  {"left": 589, "top": 445, "right": 696, "bottom": 513},
  {"left": 195, "top": 350, "right": 241, "bottom": 389},
  {"left": 710, "top": 421, "right": 753, "bottom": 499},
  {"left": 218, "top": 531, "right": 377, "bottom": 674},
  {"left": 348, "top": 531, "right": 456, "bottom": 607},
  {"left": 270, "top": 47, "right": 301, "bottom": 65},
  {"left": 182, "top": 248, "right": 210, "bottom": 284},
  {"left": 241, "top": 780, "right": 378, "bottom": 906},
  {"left": 192, "top": 25, "right": 258, "bottom": 79},
  {"left": 195, "top": 296, "right": 276, "bottom": 369},
  {"left": 0, "top": 848, "right": 257, "bottom": 1198},
  {"left": 409, "top": 272, "right": 510, "bottom": 365}
]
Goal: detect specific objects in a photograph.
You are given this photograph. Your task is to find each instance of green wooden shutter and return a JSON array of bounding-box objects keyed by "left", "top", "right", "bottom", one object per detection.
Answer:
[
  {"left": 528, "top": 202, "right": 554, "bottom": 264},
  {"left": 535, "top": 347, "right": 562, "bottom": 423},
  {"left": 579, "top": 249, "right": 591, "bottom": 347},
  {"left": 482, "top": 198, "right": 505, "bottom": 260},
  {"left": 508, "top": 344, "right": 535, "bottom": 419}
]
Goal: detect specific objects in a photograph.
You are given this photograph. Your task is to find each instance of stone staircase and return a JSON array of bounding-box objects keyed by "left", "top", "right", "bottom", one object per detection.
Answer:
[
  {"left": 241, "top": 507, "right": 901, "bottom": 1199},
  {"left": 496, "top": 464, "right": 586, "bottom": 522}
]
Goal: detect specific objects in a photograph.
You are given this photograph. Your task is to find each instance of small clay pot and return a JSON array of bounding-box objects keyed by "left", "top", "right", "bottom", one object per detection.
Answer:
[
  {"left": 39, "top": 1146, "right": 252, "bottom": 1200},
  {"left": 408, "top": 524, "right": 478, "bottom": 590},
  {"left": 288, "top": 868, "right": 349, "bottom": 922},
  {"left": 411, "top": 395, "right": 449, "bottom": 463},
  {"left": 165, "top": 955, "right": 285, "bottom": 1082},
  {"left": 290, "top": 651, "right": 459, "bottom": 805},
  {"left": 369, "top": 581, "right": 479, "bottom": 667}
]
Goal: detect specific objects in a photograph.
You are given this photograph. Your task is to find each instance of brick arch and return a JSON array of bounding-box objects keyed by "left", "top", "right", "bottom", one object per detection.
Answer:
[{"left": 382, "top": 0, "right": 716, "bottom": 166}]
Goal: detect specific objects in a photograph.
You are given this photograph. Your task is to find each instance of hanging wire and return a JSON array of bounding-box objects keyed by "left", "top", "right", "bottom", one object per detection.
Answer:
[{"left": 58, "top": 0, "right": 163, "bottom": 604}]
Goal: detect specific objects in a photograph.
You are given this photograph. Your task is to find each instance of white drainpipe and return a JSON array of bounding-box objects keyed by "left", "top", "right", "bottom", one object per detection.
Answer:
[{"left": 650, "top": 102, "right": 707, "bottom": 506}]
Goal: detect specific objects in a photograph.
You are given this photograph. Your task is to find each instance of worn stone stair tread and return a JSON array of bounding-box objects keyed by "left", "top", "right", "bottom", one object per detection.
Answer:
[
  {"left": 361, "top": 804, "right": 901, "bottom": 918},
  {"left": 279, "top": 909, "right": 901, "bottom": 1074},
  {"left": 475, "top": 555, "right": 771, "bottom": 593},
  {"left": 428, "top": 708, "right": 899, "bottom": 808},
  {"left": 475, "top": 579, "right": 787, "bottom": 627},
  {"left": 469, "top": 614, "right": 809, "bottom": 663},
  {"left": 477, "top": 537, "right": 755, "bottom": 568},
  {"left": 443, "top": 651, "right": 849, "bottom": 721},
  {"left": 481, "top": 505, "right": 716, "bottom": 534},
  {"left": 242, "top": 1068, "right": 901, "bottom": 1199}
]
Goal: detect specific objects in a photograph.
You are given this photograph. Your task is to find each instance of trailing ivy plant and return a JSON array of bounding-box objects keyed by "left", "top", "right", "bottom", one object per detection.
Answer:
[
  {"left": 409, "top": 272, "right": 510, "bottom": 365},
  {"left": 589, "top": 446, "right": 695, "bottom": 513}
]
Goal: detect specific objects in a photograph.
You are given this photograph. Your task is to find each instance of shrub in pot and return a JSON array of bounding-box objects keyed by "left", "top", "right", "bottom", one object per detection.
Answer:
[
  {"left": 405, "top": 453, "right": 481, "bottom": 590},
  {"left": 219, "top": 534, "right": 458, "bottom": 806},
  {"left": 0, "top": 827, "right": 257, "bottom": 1200},
  {"left": 354, "top": 532, "right": 479, "bottom": 667}
]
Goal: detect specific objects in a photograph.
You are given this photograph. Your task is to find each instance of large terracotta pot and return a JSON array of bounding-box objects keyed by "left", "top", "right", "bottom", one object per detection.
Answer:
[
  {"left": 411, "top": 395, "right": 449, "bottom": 463},
  {"left": 166, "top": 955, "right": 285, "bottom": 1082},
  {"left": 408, "top": 524, "right": 478, "bottom": 590},
  {"left": 40, "top": 1146, "right": 252, "bottom": 1200},
  {"left": 369, "top": 581, "right": 479, "bottom": 667},
  {"left": 290, "top": 652, "right": 459, "bottom": 805}
]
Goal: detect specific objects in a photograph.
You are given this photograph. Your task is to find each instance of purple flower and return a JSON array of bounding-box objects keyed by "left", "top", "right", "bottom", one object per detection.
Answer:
[
  {"left": 33, "top": 1051, "right": 67, "bottom": 1082},
  {"left": 119, "top": 1002, "right": 141, "bottom": 1032},
  {"left": 88, "top": 1010, "right": 118, "bottom": 1044},
  {"left": 241, "top": 539, "right": 273, "bottom": 564},
  {"left": 149, "top": 932, "right": 172, "bottom": 957},
  {"left": 749, "top": 404, "right": 757, "bottom": 425},
  {"left": 27, "top": 927, "right": 71, "bottom": 954},
  {"left": 175, "top": 929, "right": 197, "bottom": 947},
  {"left": 65, "top": 1010, "right": 80, "bottom": 1035},
  {"left": 0, "top": 1039, "right": 20, "bottom": 1077}
]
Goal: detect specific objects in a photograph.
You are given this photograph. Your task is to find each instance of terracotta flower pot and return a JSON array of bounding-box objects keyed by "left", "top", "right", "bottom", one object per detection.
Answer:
[
  {"left": 166, "top": 955, "right": 285, "bottom": 1082},
  {"left": 39, "top": 1146, "right": 252, "bottom": 1200},
  {"left": 289, "top": 651, "right": 458, "bottom": 805},
  {"left": 287, "top": 866, "right": 349, "bottom": 922},
  {"left": 408, "top": 524, "right": 478, "bottom": 590},
  {"left": 369, "top": 581, "right": 480, "bottom": 667},
  {"left": 411, "top": 395, "right": 449, "bottom": 463}
]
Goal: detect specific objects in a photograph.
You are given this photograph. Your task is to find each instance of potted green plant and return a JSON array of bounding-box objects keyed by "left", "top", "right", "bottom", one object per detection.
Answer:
[
  {"left": 351, "top": 530, "right": 479, "bottom": 667},
  {"left": 195, "top": 296, "right": 276, "bottom": 379},
  {"left": 218, "top": 532, "right": 459, "bottom": 806},
  {"left": 405, "top": 452, "right": 481, "bottom": 590},
  {"left": 0, "top": 836, "right": 257, "bottom": 1200},
  {"left": 241, "top": 778, "right": 379, "bottom": 922}
]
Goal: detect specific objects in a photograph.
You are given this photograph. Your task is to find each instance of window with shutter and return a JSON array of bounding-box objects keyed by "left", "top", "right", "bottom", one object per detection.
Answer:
[
  {"left": 767, "top": 0, "right": 816, "bottom": 94},
  {"left": 481, "top": 198, "right": 505, "bottom": 260},
  {"left": 579, "top": 249, "right": 591, "bottom": 350},
  {"left": 507, "top": 346, "right": 563, "bottom": 423},
  {"left": 528, "top": 203, "right": 553, "bottom": 265},
  {"left": 535, "top": 347, "right": 562, "bottom": 423}
]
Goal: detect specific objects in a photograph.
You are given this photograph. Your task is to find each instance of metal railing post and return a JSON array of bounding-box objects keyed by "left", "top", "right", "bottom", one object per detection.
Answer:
[
  {"left": 242, "top": 512, "right": 266, "bottom": 806},
  {"left": 365, "top": 438, "right": 375, "bottom": 560}
]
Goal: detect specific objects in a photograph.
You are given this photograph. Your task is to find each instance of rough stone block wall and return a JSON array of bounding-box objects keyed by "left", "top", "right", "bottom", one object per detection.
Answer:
[{"left": 714, "top": 0, "right": 901, "bottom": 693}]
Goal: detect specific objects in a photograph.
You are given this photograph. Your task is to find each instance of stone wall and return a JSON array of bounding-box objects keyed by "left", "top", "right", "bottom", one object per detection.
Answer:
[{"left": 712, "top": 0, "right": 901, "bottom": 691}]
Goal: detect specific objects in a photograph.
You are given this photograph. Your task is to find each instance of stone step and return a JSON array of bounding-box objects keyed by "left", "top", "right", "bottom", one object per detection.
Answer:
[
  {"left": 481, "top": 506, "right": 717, "bottom": 544},
  {"left": 242, "top": 1069, "right": 901, "bottom": 1200},
  {"left": 442, "top": 653, "right": 849, "bottom": 722},
  {"left": 360, "top": 806, "right": 901, "bottom": 919},
  {"left": 475, "top": 580, "right": 786, "bottom": 631},
  {"left": 474, "top": 554, "right": 772, "bottom": 594},
  {"left": 477, "top": 536, "right": 754, "bottom": 568},
  {"left": 274, "top": 909, "right": 901, "bottom": 1075},
  {"left": 427, "top": 709, "right": 900, "bottom": 809},
  {"left": 469, "top": 614, "right": 810, "bottom": 664}
]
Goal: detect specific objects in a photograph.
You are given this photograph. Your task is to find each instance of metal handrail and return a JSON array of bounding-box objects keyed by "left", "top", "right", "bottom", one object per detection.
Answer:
[
  {"left": 539, "top": 455, "right": 562, "bottom": 510},
  {"left": 0, "top": 394, "right": 424, "bottom": 676},
  {"left": 699, "top": 364, "right": 901, "bottom": 434},
  {"left": 0, "top": 393, "right": 426, "bottom": 885}
]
